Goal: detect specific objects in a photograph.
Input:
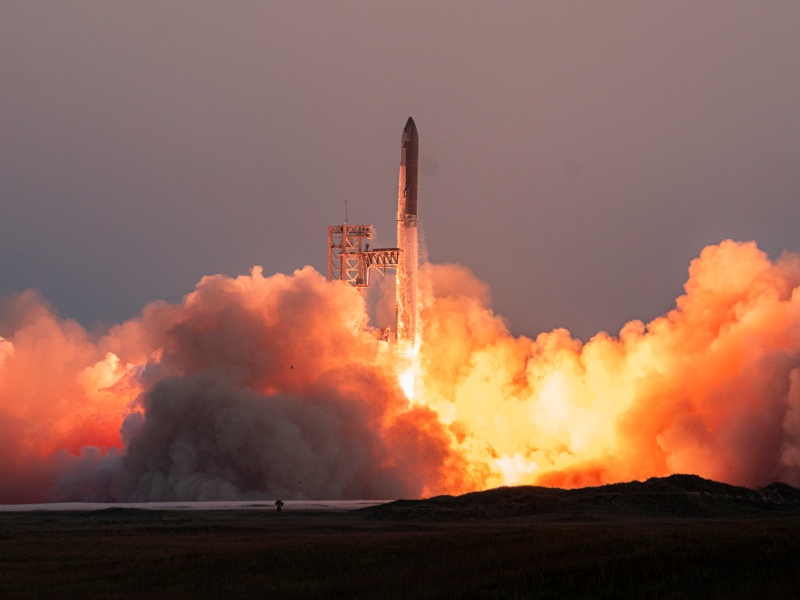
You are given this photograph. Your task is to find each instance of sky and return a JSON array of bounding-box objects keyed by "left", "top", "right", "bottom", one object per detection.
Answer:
[{"left": 2, "top": 2, "right": 800, "bottom": 341}]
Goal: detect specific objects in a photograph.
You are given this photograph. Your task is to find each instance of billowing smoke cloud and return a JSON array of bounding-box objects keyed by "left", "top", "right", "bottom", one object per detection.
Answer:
[
  {"left": 0, "top": 267, "right": 470, "bottom": 502},
  {"left": 419, "top": 241, "right": 800, "bottom": 489},
  {"left": 3, "top": 240, "right": 800, "bottom": 503},
  {"left": 0, "top": 291, "right": 140, "bottom": 503}
]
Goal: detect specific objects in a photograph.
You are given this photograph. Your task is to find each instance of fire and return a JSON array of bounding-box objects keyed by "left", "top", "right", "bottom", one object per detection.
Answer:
[
  {"left": 3, "top": 240, "right": 800, "bottom": 503},
  {"left": 413, "top": 241, "right": 800, "bottom": 490},
  {"left": 395, "top": 342, "right": 420, "bottom": 402},
  {"left": 494, "top": 454, "right": 539, "bottom": 485},
  {"left": 398, "top": 362, "right": 416, "bottom": 401}
]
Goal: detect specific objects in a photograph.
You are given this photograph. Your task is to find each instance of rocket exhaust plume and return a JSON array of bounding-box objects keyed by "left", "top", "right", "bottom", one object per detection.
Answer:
[
  {"left": 4, "top": 121, "right": 800, "bottom": 503},
  {"left": 395, "top": 117, "right": 419, "bottom": 354},
  {"left": 0, "top": 268, "right": 471, "bottom": 503},
  {"left": 4, "top": 241, "right": 800, "bottom": 502}
]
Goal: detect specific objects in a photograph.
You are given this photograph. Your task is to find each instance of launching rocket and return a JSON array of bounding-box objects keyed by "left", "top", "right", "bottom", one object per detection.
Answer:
[
  {"left": 398, "top": 117, "right": 419, "bottom": 225},
  {"left": 396, "top": 117, "right": 419, "bottom": 351},
  {"left": 326, "top": 117, "right": 419, "bottom": 351}
]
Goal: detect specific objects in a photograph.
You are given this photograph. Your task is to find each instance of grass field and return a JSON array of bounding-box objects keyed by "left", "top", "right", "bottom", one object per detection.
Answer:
[{"left": 2, "top": 508, "right": 800, "bottom": 599}]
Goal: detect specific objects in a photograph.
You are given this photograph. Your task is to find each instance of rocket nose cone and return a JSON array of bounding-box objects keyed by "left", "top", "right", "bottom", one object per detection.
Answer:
[{"left": 403, "top": 117, "right": 419, "bottom": 144}]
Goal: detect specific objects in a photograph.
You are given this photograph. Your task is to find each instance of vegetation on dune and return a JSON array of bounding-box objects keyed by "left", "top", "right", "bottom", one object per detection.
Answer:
[
  {"left": 362, "top": 474, "right": 800, "bottom": 521},
  {"left": 2, "top": 476, "right": 800, "bottom": 599}
]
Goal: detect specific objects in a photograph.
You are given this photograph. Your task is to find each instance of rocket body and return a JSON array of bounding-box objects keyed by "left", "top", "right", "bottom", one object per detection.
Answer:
[{"left": 396, "top": 117, "right": 419, "bottom": 351}]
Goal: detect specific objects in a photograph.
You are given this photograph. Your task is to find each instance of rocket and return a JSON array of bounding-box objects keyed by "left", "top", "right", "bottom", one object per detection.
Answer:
[
  {"left": 398, "top": 117, "right": 419, "bottom": 225},
  {"left": 396, "top": 117, "right": 419, "bottom": 351}
]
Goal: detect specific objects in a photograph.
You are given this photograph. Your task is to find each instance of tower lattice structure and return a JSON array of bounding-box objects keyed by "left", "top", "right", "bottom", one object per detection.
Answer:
[{"left": 327, "top": 224, "right": 399, "bottom": 288}]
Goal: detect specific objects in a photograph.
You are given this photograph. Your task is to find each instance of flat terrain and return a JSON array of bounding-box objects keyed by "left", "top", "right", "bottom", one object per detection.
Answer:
[{"left": 3, "top": 476, "right": 800, "bottom": 599}]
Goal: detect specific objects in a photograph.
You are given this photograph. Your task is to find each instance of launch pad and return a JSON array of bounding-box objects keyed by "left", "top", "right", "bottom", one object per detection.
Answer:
[{"left": 326, "top": 117, "right": 419, "bottom": 349}]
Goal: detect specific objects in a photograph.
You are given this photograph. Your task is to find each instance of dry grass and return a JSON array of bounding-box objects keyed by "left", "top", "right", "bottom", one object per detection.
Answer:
[{"left": 2, "top": 508, "right": 800, "bottom": 599}]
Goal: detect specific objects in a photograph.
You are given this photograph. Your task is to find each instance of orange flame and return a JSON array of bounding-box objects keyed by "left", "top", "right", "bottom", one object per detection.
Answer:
[
  {"left": 2, "top": 241, "right": 800, "bottom": 502},
  {"left": 413, "top": 241, "right": 800, "bottom": 490}
]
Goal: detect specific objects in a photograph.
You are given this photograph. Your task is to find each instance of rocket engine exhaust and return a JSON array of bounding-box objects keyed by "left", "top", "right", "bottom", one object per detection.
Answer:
[
  {"left": 13, "top": 115, "right": 800, "bottom": 505},
  {"left": 396, "top": 117, "right": 419, "bottom": 353}
]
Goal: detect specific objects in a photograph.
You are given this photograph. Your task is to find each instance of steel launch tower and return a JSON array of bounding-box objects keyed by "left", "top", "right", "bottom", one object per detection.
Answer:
[{"left": 327, "top": 117, "right": 420, "bottom": 350}]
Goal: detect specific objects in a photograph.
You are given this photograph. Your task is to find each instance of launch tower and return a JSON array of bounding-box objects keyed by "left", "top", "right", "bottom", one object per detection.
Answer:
[
  {"left": 327, "top": 224, "right": 398, "bottom": 288},
  {"left": 326, "top": 117, "right": 420, "bottom": 349}
]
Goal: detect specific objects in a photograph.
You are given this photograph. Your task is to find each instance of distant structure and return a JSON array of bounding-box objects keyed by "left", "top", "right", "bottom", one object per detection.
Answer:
[{"left": 327, "top": 117, "right": 420, "bottom": 350}]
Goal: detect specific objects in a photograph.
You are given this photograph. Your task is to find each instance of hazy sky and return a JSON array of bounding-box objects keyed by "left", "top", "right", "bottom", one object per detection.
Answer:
[{"left": 2, "top": 1, "right": 799, "bottom": 340}]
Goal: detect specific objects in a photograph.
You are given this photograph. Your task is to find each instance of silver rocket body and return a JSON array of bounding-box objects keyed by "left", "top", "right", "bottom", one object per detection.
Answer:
[{"left": 396, "top": 117, "right": 419, "bottom": 352}]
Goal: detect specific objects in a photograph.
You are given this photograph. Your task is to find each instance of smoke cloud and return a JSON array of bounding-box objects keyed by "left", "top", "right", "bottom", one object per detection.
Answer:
[
  {"left": 418, "top": 241, "right": 800, "bottom": 489},
  {"left": 3, "top": 240, "right": 800, "bottom": 503}
]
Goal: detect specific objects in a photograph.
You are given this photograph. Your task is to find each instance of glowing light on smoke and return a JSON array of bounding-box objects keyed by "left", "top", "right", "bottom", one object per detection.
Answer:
[
  {"left": 412, "top": 241, "right": 800, "bottom": 491},
  {"left": 494, "top": 454, "right": 539, "bottom": 485},
  {"left": 3, "top": 240, "right": 800, "bottom": 502},
  {"left": 399, "top": 364, "right": 416, "bottom": 400}
]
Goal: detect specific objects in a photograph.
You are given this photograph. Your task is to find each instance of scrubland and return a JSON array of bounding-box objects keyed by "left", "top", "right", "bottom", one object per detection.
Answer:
[{"left": 2, "top": 507, "right": 800, "bottom": 599}]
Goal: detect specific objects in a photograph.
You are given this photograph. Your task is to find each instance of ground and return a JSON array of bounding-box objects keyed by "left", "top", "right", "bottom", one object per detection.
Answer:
[{"left": 2, "top": 507, "right": 800, "bottom": 599}]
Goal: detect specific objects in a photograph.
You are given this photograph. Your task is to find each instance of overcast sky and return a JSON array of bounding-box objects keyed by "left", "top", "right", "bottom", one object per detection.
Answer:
[{"left": 2, "top": 2, "right": 799, "bottom": 340}]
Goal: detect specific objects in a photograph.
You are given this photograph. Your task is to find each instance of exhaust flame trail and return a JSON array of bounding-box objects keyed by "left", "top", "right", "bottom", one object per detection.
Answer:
[
  {"left": 2, "top": 240, "right": 800, "bottom": 502},
  {"left": 397, "top": 349, "right": 419, "bottom": 402}
]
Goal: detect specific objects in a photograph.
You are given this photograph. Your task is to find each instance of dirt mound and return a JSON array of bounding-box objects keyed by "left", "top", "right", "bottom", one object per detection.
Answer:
[{"left": 362, "top": 475, "right": 800, "bottom": 521}]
